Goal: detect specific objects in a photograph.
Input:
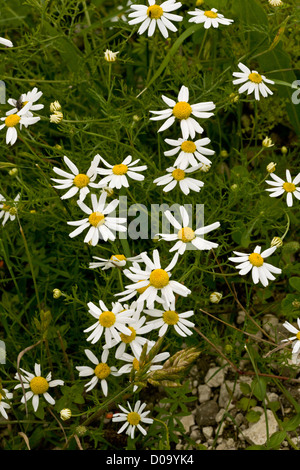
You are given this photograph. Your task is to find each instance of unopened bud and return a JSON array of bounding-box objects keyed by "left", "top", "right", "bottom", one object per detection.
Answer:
[
  {"left": 75, "top": 425, "right": 87, "bottom": 436},
  {"left": 60, "top": 408, "right": 72, "bottom": 421},
  {"left": 8, "top": 167, "right": 18, "bottom": 176},
  {"left": 53, "top": 288, "right": 62, "bottom": 299},
  {"left": 209, "top": 292, "right": 222, "bottom": 304},
  {"left": 50, "top": 101, "right": 62, "bottom": 112},
  {"left": 50, "top": 111, "right": 63, "bottom": 123},
  {"left": 281, "top": 146, "right": 288, "bottom": 154},
  {"left": 271, "top": 237, "right": 283, "bottom": 248},
  {"left": 262, "top": 136, "right": 274, "bottom": 148},
  {"left": 266, "top": 162, "right": 277, "bottom": 173}
]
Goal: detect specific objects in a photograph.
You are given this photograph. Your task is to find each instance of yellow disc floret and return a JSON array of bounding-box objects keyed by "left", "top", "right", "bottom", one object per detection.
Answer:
[
  {"left": 149, "top": 269, "right": 169, "bottom": 289},
  {"left": 283, "top": 182, "right": 296, "bottom": 193},
  {"left": 89, "top": 211, "right": 105, "bottom": 227},
  {"left": 30, "top": 376, "right": 49, "bottom": 395},
  {"left": 132, "top": 358, "right": 140, "bottom": 371},
  {"left": 178, "top": 227, "right": 195, "bottom": 243},
  {"left": 181, "top": 140, "right": 196, "bottom": 153},
  {"left": 172, "top": 102, "right": 192, "bottom": 120},
  {"left": 94, "top": 363, "right": 111, "bottom": 379},
  {"left": 147, "top": 5, "right": 163, "bottom": 19},
  {"left": 248, "top": 252, "right": 264, "bottom": 267},
  {"left": 5, "top": 114, "right": 21, "bottom": 128},
  {"left": 112, "top": 164, "right": 128, "bottom": 175},
  {"left": 204, "top": 10, "right": 218, "bottom": 18},
  {"left": 163, "top": 310, "right": 179, "bottom": 325},
  {"left": 127, "top": 411, "right": 141, "bottom": 426},
  {"left": 73, "top": 174, "right": 90, "bottom": 188},
  {"left": 110, "top": 254, "right": 127, "bottom": 262},
  {"left": 136, "top": 280, "right": 150, "bottom": 294},
  {"left": 99, "top": 310, "right": 116, "bottom": 328},
  {"left": 172, "top": 169, "right": 185, "bottom": 181},
  {"left": 120, "top": 326, "right": 136, "bottom": 344},
  {"left": 248, "top": 72, "right": 263, "bottom": 84}
]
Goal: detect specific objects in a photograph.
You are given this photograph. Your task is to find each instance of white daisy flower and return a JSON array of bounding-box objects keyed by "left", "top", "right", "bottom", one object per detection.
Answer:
[
  {"left": 149, "top": 85, "right": 215, "bottom": 139},
  {"left": 164, "top": 136, "right": 214, "bottom": 170},
  {"left": 188, "top": 7, "right": 234, "bottom": 28},
  {"left": 156, "top": 205, "right": 220, "bottom": 255},
  {"left": 51, "top": 154, "right": 102, "bottom": 202},
  {"left": 14, "top": 363, "right": 64, "bottom": 412},
  {"left": 265, "top": 169, "right": 300, "bottom": 207},
  {"left": 0, "top": 102, "right": 40, "bottom": 146},
  {"left": 128, "top": 0, "right": 183, "bottom": 39},
  {"left": 83, "top": 300, "right": 135, "bottom": 347},
  {"left": 76, "top": 349, "right": 119, "bottom": 395},
  {"left": 281, "top": 319, "right": 300, "bottom": 355},
  {"left": 103, "top": 312, "right": 154, "bottom": 359},
  {"left": 67, "top": 192, "right": 127, "bottom": 246},
  {"left": 0, "top": 193, "right": 20, "bottom": 226},
  {"left": 145, "top": 300, "right": 195, "bottom": 337},
  {"left": 268, "top": 0, "right": 283, "bottom": 6},
  {"left": 97, "top": 155, "right": 147, "bottom": 189},
  {"left": 0, "top": 37, "right": 13, "bottom": 48},
  {"left": 112, "top": 400, "right": 153, "bottom": 439},
  {"left": 117, "top": 249, "right": 191, "bottom": 308},
  {"left": 153, "top": 165, "right": 204, "bottom": 195},
  {"left": 228, "top": 245, "right": 282, "bottom": 287},
  {"left": 118, "top": 348, "right": 170, "bottom": 375},
  {"left": 6, "top": 87, "right": 44, "bottom": 117},
  {"left": 104, "top": 49, "right": 119, "bottom": 62},
  {"left": 232, "top": 62, "right": 275, "bottom": 101},
  {"left": 89, "top": 252, "right": 146, "bottom": 270},
  {"left": 0, "top": 388, "right": 13, "bottom": 420}
]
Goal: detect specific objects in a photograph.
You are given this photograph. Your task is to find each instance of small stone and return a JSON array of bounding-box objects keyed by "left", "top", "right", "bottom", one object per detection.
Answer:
[
  {"left": 204, "top": 367, "right": 225, "bottom": 388},
  {"left": 195, "top": 400, "right": 219, "bottom": 427},
  {"left": 243, "top": 407, "right": 279, "bottom": 445},
  {"left": 202, "top": 426, "right": 213, "bottom": 439},
  {"left": 179, "top": 414, "right": 195, "bottom": 433},
  {"left": 198, "top": 384, "right": 212, "bottom": 403}
]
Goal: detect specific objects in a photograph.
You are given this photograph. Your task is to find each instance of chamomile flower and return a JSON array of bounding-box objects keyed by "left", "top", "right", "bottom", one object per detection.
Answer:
[
  {"left": 265, "top": 169, "right": 300, "bottom": 207},
  {"left": 282, "top": 319, "right": 300, "bottom": 355},
  {"left": 104, "top": 49, "right": 119, "bottom": 62},
  {"left": 150, "top": 85, "right": 215, "bottom": 139},
  {"left": 228, "top": 245, "right": 282, "bottom": 287},
  {"left": 145, "top": 300, "right": 195, "bottom": 337},
  {"left": 164, "top": 136, "right": 214, "bottom": 170},
  {"left": 118, "top": 348, "right": 170, "bottom": 375},
  {"left": 156, "top": 206, "right": 220, "bottom": 255},
  {"left": 14, "top": 363, "right": 64, "bottom": 412},
  {"left": 67, "top": 192, "right": 127, "bottom": 246},
  {"left": 6, "top": 87, "right": 44, "bottom": 117},
  {"left": 232, "top": 62, "right": 274, "bottom": 101},
  {"left": 0, "top": 193, "right": 20, "bottom": 226},
  {"left": 51, "top": 154, "right": 102, "bottom": 202},
  {"left": 103, "top": 313, "right": 154, "bottom": 359},
  {"left": 89, "top": 253, "right": 146, "bottom": 270},
  {"left": 0, "top": 37, "right": 13, "bottom": 48},
  {"left": 188, "top": 7, "right": 234, "bottom": 28},
  {"left": 97, "top": 155, "right": 147, "bottom": 189},
  {"left": 128, "top": 0, "right": 183, "bottom": 39},
  {"left": 112, "top": 401, "right": 153, "bottom": 438},
  {"left": 83, "top": 300, "right": 135, "bottom": 347},
  {"left": 0, "top": 102, "right": 40, "bottom": 146},
  {"left": 117, "top": 249, "right": 191, "bottom": 308},
  {"left": 0, "top": 388, "right": 13, "bottom": 420},
  {"left": 76, "top": 349, "right": 119, "bottom": 395},
  {"left": 153, "top": 165, "right": 204, "bottom": 195}
]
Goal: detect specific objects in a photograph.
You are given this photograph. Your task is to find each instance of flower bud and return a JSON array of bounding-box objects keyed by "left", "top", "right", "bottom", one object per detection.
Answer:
[
  {"left": 50, "top": 101, "right": 61, "bottom": 112},
  {"left": 8, "top": 167, "right": 18, "bottom": 176},
  {"left": 104, "top": 49, "right": 119, "bottom": 62},
  {"left": 262, "top": 136, "right": 274, "bottom": 148},
  {"left": 281, "top": 146, "right": 288, "bottom": 154},
  {"left": 50, "top": 111, "right": 63, "bottom": 124},
  {"left": 53, "top": 288, "right": 62, "bottom": 299},
  {"left": 210, "top": 292, "right": 223, "bottom": 304},
  {"left": 266, "top": 162, "right": 277, "bottom": 173},
  {"left": 60, "top": 408, "right": 72, "bottom": 421},
  {"left": 270, "top": 237, "right": 283, "bottom": 248}
]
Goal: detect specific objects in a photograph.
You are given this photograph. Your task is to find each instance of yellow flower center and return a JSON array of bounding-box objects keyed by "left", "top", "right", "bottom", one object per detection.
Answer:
[
  {"left": 99, "top": 310, "right": 116, "bottom": 328},
  {"left": 296, "top": 332, "right": 300, "bottom": 341},
  {"left": 248, "top": 253, "right": 264, "bottom": 267},
  {"left": 127, "top": 411, "right": 141, "bottom": 426},
  {"left": 120, "top": 326, "right": 136, "bottom": 344},
  {"left": 112, "top": 163, "right": 128, "bottom": 175},
  {"left": 30, "top": 376, "right": 49, "bottom": 395},
  {"left": 110, "top": 254, "right": 127, "bottom": 262},
  {"left": 132, "top": 358, "right": 140, "bottom": 371},
  {"left": 172, "top": 102, "right": 192, "bottom": 120},
  {"left": 172, "top": 168, "right": 185, "bottom": 181},
  {"left": 180, "top": 140, "right": 196, "bottom": 153},
  {"left": 94, "top": 363, "right": 111, "bottom": 379},
  {"left": 136, "top": 280, "right": 150, "bottom": 294},
  {"left": 248, "top": 72, "right": 263, "bottom": 84},
  {"left": 178, "top": 227, "right": 195, "bottom": 243},
  {"left": 147, "top": 5, "right": 163, "bottom": 19},
  {"left": 5, "top": 114, "right": 21, "bottom": 128},
  {"left": 22, "top": 101, "right": 29, "bottom": 107},
  {"left": 204, "top": 10, "right": 218, "bottom": 18},
  {"left": 283, "top": 182, "right": 296, "bottom": 193},
  {"left": 149, "top": 269, "right": 169, "bottom": 289},
  {"left": 73, "top": 173, "right": 90, "bottom": 188},
  {"left": 163, "top": 310, "right": 179, "bottom": 325},
  {"left": 88, "top": 211, "right": 105, "bottom": 227}
]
